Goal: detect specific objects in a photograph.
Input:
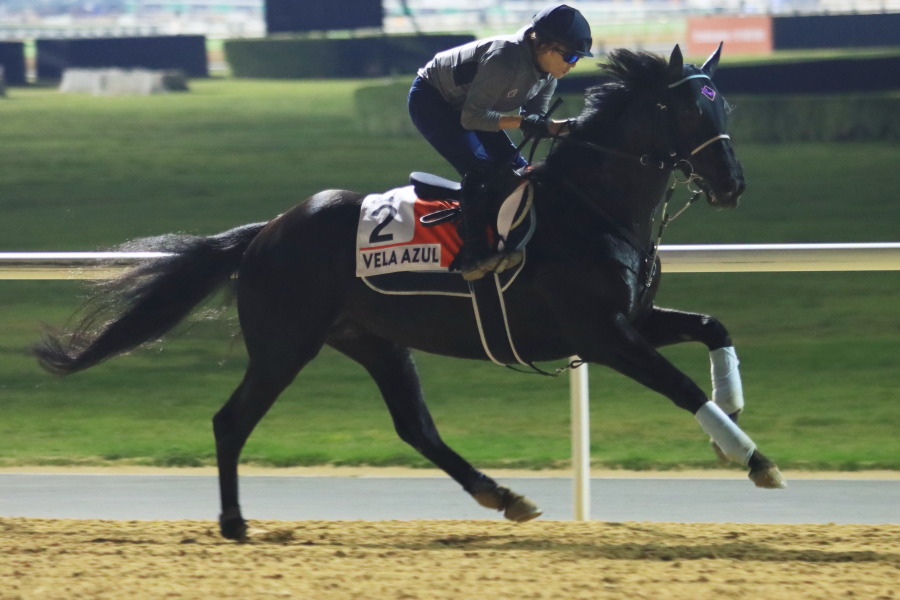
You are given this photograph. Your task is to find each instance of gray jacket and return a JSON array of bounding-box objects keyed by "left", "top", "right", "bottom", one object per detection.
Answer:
[{"left": 417, "top": 27, "right": 557, "bottom": 132}]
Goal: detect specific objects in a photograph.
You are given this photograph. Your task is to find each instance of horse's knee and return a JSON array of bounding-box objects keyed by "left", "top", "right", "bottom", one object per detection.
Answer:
[{"left": 698, "top": 315, "right": 732, "bottom": 350}]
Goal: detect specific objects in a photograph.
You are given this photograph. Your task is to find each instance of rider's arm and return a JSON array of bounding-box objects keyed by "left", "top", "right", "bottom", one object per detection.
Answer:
[{"left": 460, "top": 54, "right": 518, "bottom": 131}]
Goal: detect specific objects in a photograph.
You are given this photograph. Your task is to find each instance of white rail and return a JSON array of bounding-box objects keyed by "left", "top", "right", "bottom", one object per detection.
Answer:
[
  {"left": 2, "top": 243, "right": 899, "bottom": 521},
  {"left": 2, "top": 243, "right": 899, "bottom": 279}
]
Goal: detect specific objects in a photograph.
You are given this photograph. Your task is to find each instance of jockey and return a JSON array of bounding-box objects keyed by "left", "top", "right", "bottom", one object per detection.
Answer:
[{"left": 408, "top": 3, "right": 593, "bottom": 280}]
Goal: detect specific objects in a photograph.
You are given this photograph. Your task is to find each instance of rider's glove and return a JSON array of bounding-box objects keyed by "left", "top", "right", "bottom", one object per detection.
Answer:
[{"left": 519, "top": 114, "right": 551, "bottom": 138}]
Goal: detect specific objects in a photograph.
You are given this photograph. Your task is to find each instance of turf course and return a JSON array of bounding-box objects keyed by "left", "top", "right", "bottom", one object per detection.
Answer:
[{"left": 0, "top": 79, "right": 897, "bottom": 471}]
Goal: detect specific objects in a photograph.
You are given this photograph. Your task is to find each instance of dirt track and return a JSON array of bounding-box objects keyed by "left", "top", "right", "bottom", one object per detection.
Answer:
[{"left": 3, "top": 518, "right": 898, "bottom": 600}]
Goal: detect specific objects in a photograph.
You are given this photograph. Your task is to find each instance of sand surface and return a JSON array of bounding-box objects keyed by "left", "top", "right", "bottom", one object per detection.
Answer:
[{"left": 3, "top": 518, "right": 898, "bottom": 600}]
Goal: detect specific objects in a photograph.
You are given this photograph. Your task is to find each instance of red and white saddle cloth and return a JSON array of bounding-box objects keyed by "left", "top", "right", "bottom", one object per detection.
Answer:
[
  {"left": 356, "top": 183, "right": 533, "bottom": 279},
  {"left": 356, "top": 186, "right": 461, "bottom": 277},
  {"left": 356, "top": 182, "right": 538, "bottom": 368}
]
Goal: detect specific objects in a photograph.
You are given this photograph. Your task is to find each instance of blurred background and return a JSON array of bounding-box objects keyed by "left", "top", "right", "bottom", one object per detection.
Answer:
[
  {"left": 1, "top": 0, "right": 899, "bottom": 76},
  {"left": 0, "top": 1, "right": 897, "bottom": 472}
]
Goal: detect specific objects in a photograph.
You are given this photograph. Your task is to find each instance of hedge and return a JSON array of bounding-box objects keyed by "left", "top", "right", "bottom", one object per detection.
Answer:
[
  {"left": 0, "top": 41, "right": 26, "bottom": 86},
  {"left": 354, "top": 80, "right": 900, "bottom": 143},
  {"left": 725, "top": 94, "right": 900, "bottom": 143},
  {"left": 35, "top": 35, "right": 208, "bottom": 80}
]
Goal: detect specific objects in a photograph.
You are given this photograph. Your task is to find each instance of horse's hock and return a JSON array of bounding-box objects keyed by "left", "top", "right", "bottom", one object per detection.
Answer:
[{"left": 59, "top": 68, "right": 189, "bottom": 96}]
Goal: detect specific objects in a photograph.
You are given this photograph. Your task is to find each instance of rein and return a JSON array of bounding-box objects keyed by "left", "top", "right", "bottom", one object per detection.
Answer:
[
  {"left": 566, "top": 131, "right": 730, "bottom": 171},
  {"left": 552, "top": 70, "right": 731, "bottom": 285},
  {"left": 504, "top": 69, "right": 727, "bottom": 376},
  {"left": 557, "top": 166, "right": 701, "bottom": 286}
]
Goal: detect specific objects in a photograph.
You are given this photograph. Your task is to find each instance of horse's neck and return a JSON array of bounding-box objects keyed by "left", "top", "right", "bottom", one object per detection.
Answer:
[{"left": 547, "top": 155, "right": 669, "bottom": 248}]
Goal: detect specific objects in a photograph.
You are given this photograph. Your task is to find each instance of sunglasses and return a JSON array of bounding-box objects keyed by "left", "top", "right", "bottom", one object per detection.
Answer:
[{"left": 554, "top": 48, "right": 580, "bottom": 64}]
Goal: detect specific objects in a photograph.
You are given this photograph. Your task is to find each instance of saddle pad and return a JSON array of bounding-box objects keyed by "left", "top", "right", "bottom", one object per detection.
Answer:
[
  {"left": 356, "top": 186, "right": 461, "bottom": 277},
  {"left": 356, "top": 183, "right": 534, "bottom": 280}
]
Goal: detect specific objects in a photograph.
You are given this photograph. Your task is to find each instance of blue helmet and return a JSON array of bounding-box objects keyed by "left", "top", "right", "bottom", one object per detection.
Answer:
[{"left": 532, "top": 4, "right": 593, "bottom": 58}]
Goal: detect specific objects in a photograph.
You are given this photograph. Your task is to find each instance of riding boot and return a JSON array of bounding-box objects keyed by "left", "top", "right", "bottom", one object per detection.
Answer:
[
  {"left": 452, "top": 167, "right": 523, "bottom": 281},
  {"left": 459, "top": 204, "right": 503, "bottom": 281}
]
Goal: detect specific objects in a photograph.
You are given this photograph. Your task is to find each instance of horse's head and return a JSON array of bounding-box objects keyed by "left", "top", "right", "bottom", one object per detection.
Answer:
[
  {"left": 664, "top": 43, "right": 745, "bottom": 208},
  {"left": 564, "top": 45, "right": 745, "bottom": 210}
]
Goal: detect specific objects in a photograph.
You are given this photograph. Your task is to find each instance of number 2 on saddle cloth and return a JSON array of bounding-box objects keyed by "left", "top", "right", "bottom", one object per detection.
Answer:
[{"left": 355, "top": 175, "right": 535, "bottom": 282}]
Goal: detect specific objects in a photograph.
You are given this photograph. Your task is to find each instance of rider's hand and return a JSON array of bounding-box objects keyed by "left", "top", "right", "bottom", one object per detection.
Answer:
[
  {"left": 548, "top": 119, "right": 574, "bottom": 137},
  {"left": 519, "top": 114, "right": 551, "bottom": 138}
]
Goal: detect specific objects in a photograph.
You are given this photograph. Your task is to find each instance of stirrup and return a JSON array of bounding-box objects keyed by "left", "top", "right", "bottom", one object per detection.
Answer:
[{"left": 461, "top": 251, "right": 523, "bottom": 281}]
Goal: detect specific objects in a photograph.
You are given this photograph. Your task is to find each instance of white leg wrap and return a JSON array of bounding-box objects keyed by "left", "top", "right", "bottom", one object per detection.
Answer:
[
  {"left": 695, "top": 402, "right": 756, "bottom": 466},
  {"left": 710, "top": 346, "right": 744, "bottom": 415}
]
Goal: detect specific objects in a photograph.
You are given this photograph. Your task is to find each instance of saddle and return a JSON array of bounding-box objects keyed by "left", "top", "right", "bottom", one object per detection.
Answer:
[
  {"left": 355, "top": 173, "right": 535, "bottom": 283},
  {"left": 410, "top": 171, "right": 461, "bottom": 201},
  {"left": 356, "top": 173, "right": 538, "bottom": 367}
]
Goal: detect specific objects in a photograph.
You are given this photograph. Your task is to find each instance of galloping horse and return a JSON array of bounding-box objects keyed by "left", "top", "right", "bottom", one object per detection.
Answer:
[{"left": 34, "top": 45, "right": 785, "bottom": 540}]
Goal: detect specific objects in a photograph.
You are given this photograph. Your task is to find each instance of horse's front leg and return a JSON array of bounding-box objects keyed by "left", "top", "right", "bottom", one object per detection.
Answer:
[
  {"left": 637, "top": 307, "right": 746, "bottom": 462},
  {"left": 598, "top": 312, "right": 786, "bottom": 489}
]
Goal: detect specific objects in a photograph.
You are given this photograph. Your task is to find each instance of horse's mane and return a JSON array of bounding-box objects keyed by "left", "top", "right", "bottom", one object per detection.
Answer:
[{"left": 574, "top": 49, "right": 669, "bottom": 138}]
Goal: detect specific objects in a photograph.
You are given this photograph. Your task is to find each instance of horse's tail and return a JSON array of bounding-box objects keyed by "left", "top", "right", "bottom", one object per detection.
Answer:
[{"left": 33, "top": 222, "right": 267, "bottom": 376}]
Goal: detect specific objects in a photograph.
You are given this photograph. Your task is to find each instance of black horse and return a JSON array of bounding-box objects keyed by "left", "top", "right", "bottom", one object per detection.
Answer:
[{"left": 34, "top": 45, "right": 785, "bottom": 540}]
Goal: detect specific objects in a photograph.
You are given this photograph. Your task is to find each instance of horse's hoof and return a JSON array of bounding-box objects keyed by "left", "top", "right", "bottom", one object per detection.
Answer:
[
  {"left": 220, "top": 515, "right": 249, "bottom": 541},
  {"left": 504, "top": 495, "right": 543, "bottom": 522},
  {"left": 472, "top": 485, "right": 542, "bottom": 522},
  {"left": 749, "top": 465, "right": 787, "bottom": 489}
]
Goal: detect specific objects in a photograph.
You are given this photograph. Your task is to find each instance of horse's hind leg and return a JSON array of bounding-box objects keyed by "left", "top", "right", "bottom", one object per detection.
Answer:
[
  {"left": 329, "top": 330, "right": 542, "bottom": 522},
  {"left": 213, "top": 358, "right": 306, "bottom": 540},
  {"left": 213, "top": 300, "right": 332, "bottom": 539}
]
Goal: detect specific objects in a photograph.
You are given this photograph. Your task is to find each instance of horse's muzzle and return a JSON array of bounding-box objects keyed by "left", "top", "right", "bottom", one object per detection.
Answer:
[
  {"left": 704, "top": 149, "right": 745, "bottom": 209},
  {"left": 709, "top": 175, "right": 745, "bottom": 208}
]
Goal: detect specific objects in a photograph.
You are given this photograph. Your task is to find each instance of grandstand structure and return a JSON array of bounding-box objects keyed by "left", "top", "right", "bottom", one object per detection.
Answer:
[{"left": 1, "top": 0, "right": 897, "bottom": 41}]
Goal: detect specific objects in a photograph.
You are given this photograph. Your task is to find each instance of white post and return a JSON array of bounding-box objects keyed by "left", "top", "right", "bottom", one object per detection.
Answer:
[{"left": 569, "top": 359, "right": 590, "bottom": 520}]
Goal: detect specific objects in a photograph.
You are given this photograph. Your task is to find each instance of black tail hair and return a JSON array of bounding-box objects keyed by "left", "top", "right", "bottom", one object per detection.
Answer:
[{"left": 32, "top": 222, "right": 266, "bottom": 375}]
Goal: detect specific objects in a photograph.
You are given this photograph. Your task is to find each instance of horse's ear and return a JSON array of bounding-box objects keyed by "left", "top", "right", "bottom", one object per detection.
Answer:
[
  {"left": 668, "top": 44, "right": 684, "bottom": 83},
  {"left": 702, "top": 42, "right": 723, "bottom": 78}
]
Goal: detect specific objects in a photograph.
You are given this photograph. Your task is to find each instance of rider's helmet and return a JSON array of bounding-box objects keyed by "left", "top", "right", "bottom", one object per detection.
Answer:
[{"left": 532, "top": 4, "right": 593, "bottom": 58}]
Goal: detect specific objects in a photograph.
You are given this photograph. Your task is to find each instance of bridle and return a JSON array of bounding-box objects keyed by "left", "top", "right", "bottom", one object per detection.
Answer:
[
  {"left": 566, "top": 71, "right": 730, "bottom": 172},
  {"left": 550, "top": 70, "right": 733, "bottom": 287},
  {"left": 660, "top": 72, "right": 731, "bottom": 171}
]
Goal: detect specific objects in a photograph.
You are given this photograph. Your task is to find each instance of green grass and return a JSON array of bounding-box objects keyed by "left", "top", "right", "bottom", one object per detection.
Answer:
[
  {"left": 1, "top": 78, "right": 452, "bottom": 251},
  {"left": 0, "top": 78, "right": 897, "bottom": 471}
]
